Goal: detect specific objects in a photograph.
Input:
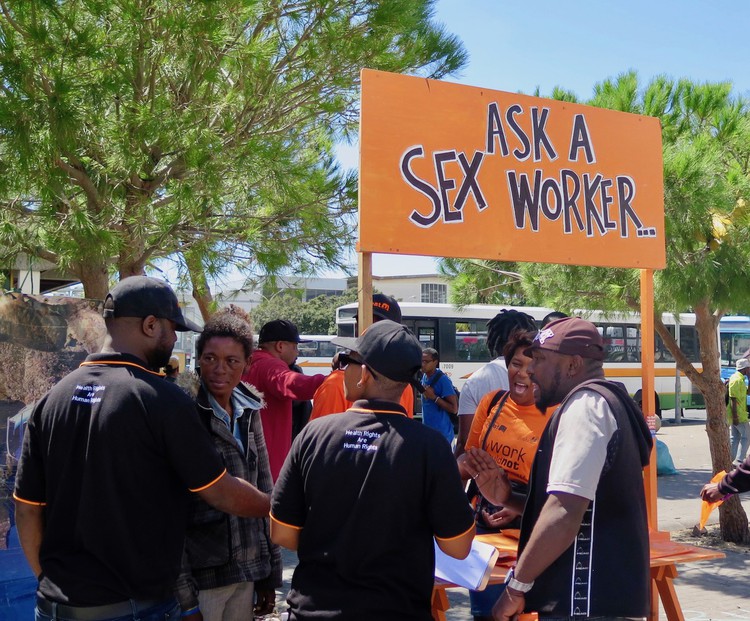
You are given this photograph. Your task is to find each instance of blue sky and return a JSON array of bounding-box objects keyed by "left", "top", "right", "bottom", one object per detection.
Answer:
[{"left": 334, "top": 0, "right": 750, "bottom": 277}]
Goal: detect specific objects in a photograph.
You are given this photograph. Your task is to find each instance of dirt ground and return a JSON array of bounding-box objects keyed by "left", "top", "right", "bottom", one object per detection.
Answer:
[{"left": 672, "top": 524, "right": 750, "bottom": 554}]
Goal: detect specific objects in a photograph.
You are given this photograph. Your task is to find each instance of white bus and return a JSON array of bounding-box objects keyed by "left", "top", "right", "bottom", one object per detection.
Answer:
[
  {"left": 720, "top": 316, "right": 750, "bottom": 372},
  {"left": 295, "top": 335, "right": 339, "bottom": 377},
  {"left": 335, "top": 302, "right": 705, "bottom": 411},
  {"left": 719, "top": 317, "right": 750, "bottom": 406}
]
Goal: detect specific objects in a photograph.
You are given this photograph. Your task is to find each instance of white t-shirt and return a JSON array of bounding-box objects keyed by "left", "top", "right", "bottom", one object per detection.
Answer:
[
  {"left": 457, "top": 358, "right": 509, "bottom": 416},
  {"left": 547, "top": 389, "right": 618, "bottom": 501}
]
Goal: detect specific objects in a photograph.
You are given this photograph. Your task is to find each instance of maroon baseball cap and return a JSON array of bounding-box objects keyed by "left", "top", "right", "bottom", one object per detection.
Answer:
[{"left": 524, "top": 317, "right": 605, "bottom": 361}]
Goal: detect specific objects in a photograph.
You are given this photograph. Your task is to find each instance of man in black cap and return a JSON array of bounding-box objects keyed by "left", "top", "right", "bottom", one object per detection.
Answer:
[
  {"left": 243, "top": 319, "right": 326, "bottom": 481},
  {"left": 271, "top": 320, "right": 475, "bottom": 620},
  {"left": 356, "top": 292, "right": 402, "bottom": 323},
  {"left": 466, "top": 317, "right": 652, "bottom": 621},
  {"left": 310, "top": 293, "right": 415, "bottom": 421},
  {"left": 14, "top": 276, "right": 270, "bottom": 621}
]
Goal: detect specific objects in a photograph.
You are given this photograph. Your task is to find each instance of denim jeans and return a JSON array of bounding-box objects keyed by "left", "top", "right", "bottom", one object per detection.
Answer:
[
  {"left": 469, "top": 581, "right": 505, "bottom": 616},
  {"left": 35, "top": 599, "right": 180, "bottom": 621},
  {"left": 730, "top": 421, "right": 750, "bottom": 462}
]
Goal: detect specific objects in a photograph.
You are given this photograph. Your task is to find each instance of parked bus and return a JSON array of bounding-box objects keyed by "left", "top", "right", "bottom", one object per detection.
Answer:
[
  {"left": 335, "top": 302, "right": 705, "bottom": 411},
  {"left": 295, "top": 335, "right": 339, "bottom": 376},
  {"left": 720, "top": 316, "right": 750, "bottom": 372},
  {"left": 719, "top": 316, "right": 750, "bottom": 405}
]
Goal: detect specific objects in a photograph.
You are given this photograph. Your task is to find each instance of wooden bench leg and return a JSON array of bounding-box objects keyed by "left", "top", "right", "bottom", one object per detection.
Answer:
[
  {"left": 432, "top": 586, "right": 449, "bottom": 621},
  {"left": 651, "top": 564, "right": 684, "bottom": 621}
]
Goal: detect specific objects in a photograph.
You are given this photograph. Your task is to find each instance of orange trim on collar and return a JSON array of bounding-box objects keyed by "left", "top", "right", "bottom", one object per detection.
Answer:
[
  {"left": 79, "top": 359, "right": 165, "bottom": 377},
  {"left": 347, "top": 408, "right": 407, "bottom": 417}
]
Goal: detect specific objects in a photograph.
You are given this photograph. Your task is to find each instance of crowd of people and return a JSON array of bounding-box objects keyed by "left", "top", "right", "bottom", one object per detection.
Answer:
[{"left": 17, "top": 274, "right": 724, "bottom": 621}]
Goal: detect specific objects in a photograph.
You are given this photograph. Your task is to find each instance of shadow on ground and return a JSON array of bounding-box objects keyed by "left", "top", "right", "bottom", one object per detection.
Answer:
[{"left": 657, "top": 468, "right": 713, "bottom": 501}]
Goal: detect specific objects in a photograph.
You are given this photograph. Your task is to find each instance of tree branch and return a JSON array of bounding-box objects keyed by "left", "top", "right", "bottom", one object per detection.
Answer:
[{"left": 55, "top": 158, "right": 102, "bottom": 209}]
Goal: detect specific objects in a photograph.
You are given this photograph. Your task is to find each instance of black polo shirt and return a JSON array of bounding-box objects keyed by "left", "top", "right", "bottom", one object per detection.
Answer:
[
  {"left": 272, "top": 399, "right": 474, "bottom": 620},
  {"left": 14, "top": 353, "right": 225, "bottom": 606}
]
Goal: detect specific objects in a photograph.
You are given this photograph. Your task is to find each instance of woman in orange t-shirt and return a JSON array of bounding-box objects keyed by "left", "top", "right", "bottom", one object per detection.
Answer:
[
  {"left": 458, "top": 329, "right": 556, "bottom": 529},
  {"left": 457, "top": 329, "right": 555, "bottom": 621}
]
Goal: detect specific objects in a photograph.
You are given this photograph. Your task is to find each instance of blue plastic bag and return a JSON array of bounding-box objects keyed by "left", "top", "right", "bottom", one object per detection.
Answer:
[{"left": 656, "top": 438, "right": 678, "bottom": 476}]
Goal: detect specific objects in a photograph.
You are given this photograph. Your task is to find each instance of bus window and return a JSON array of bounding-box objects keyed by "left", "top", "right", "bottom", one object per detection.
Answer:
[
  {"left": 655, "top": 327, "right": 676, "bottom": 363},
  {"left": 318, "top": 340, "right": 338, "bottom": 358},
  {"left": 598, "top": 324, "right": 640, "bottom": 363},
  {"left": 297, "top": 342, "right": 319, "bottom": 357},
  {"left": 417, "top": 326, "right": 435, "bottom": 349},
  {"left": 453, "top": 321, "right": 491, "bottom": 362},
  {"left": 455, "top": 333, "right": 488, "bottom": 361},
  {"left": 296, "top": 336, "right": 338, "bottom": 377},
  {"left": 679, "top": 325, "right": 701, "bottom": 363},
  {"left": 601, "top": 324, "right": 628, "bottom": 362}
]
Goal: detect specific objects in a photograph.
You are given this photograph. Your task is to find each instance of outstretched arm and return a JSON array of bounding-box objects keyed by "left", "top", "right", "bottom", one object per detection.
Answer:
[
  {"left": 15, "top": 501, "right": 44, "bottom": 577},
  {"left": 197, "top": 472, "right": 270, "bottom": 517}
]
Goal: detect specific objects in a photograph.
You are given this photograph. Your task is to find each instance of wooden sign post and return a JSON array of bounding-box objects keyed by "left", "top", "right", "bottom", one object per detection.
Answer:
[{"left": 358, "top": 68, "right": 667, "bottom": 616}]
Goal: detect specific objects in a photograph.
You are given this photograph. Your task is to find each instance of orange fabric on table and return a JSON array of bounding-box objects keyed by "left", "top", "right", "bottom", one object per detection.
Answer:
[
  {"left": 465, "top": 390, "right": 554, "bottom": 484},
  {"left": 310, "top": 370, "right": 414, "bottom": 420}
]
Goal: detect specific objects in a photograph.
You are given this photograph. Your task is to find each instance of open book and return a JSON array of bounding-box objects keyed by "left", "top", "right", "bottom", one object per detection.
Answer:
[{"left": 434, "top": 539, "right": 500, "bottom": 591}]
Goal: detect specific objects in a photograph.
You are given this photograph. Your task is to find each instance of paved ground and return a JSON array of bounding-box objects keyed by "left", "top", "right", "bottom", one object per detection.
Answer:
[
  {"left": 648, "top": 413, "right": 750, "bottom": 621},
  {"left": 270, "top": 410, "right": 750, "bottom": 620}
]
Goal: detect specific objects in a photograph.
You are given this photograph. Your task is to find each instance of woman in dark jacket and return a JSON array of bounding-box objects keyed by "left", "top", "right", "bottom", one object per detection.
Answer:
[{"left": 175, "top": 307, "right": 281, "bottom": 621}]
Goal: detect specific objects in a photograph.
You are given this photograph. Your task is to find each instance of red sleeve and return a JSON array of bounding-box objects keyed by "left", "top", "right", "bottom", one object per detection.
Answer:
[{"left": 261, "top": 360, "right": 326, "bottom": 401}]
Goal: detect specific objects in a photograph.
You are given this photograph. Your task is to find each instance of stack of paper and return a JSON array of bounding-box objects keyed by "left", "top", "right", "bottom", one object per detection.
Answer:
[{"left": 434, "top": 539, "right": 499, "bottom": 591}]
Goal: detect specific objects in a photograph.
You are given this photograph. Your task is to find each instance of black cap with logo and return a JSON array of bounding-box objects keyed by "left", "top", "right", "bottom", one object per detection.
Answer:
[
  {"left": 332, "top": 320, "right": 421, "bottom": 385},
  {"left": 354, "top": 293, "right": 402, "bottom": 324},
  {"left": 102, "top": 276, "right": 202, "bottom": 332}
]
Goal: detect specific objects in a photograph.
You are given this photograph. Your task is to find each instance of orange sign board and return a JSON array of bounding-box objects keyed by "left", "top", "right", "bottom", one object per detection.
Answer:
[{"left": 359, "top": 69, "right": 665, "bottom": 269}]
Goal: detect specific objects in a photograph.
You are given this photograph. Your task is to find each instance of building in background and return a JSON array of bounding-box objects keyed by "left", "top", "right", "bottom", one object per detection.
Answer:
[
  {"left": 1, "top": 254, "right": 79, "bottom": 295},
  {"left": 346, "top": 274, "right": 451, "bottom": 304}
]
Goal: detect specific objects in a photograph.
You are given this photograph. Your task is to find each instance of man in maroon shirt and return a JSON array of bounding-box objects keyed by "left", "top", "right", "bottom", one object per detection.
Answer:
[{"left": 244, "top": 320, "right": 325, "bottom": 481}]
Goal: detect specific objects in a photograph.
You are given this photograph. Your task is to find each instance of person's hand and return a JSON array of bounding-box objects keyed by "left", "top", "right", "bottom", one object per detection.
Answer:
[
  {"left": 733, "top": 414, "right": 740, "bottom": 426},
  {"left": 423, "top": 385, "right": 437, "bottom": 401},
  {"left": 492, "top": 586, "right": 525, "bottom": 621},
  {"left": 465, "top": 447, "right": 511, "bottom": 506},
  {"left": 253, "top": 587, "right": 277, "bottom": 617},
  {"left": 481, "top": 506, "right": 520, "bottom": 529},
  {"left": 700, "top": 482, "right": 724, "bottom": 503}
]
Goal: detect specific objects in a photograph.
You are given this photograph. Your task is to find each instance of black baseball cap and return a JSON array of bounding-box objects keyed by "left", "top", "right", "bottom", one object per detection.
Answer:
[
  {"left": 102, "top": 276, "right": 202, "bottom": 332},
  {"left": 258, "top": 319, "right": 309, "bottom": 344},
  {"left": 354, "top": 293, "right": 402, "bottom": 323},
  {"left": 332, "top": 320, "right": 421, "bottom": 385}
]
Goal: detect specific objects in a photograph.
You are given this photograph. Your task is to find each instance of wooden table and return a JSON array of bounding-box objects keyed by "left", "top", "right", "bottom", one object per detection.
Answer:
[
  {"left": 647, "top": 533, "right": 725, "bottom": 621},
  {"left": 432, "top": 532, "right": 725, "bottom": 621}
]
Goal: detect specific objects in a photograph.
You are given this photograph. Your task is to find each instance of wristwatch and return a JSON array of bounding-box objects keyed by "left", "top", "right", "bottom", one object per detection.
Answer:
[{"left": 505, "top": 567, "right": 534, "bottom": 593}]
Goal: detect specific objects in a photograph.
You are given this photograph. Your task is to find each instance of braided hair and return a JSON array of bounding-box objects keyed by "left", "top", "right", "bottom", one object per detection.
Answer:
[{"left": 486, "top": 309, "right": 537, "bottom": 358}]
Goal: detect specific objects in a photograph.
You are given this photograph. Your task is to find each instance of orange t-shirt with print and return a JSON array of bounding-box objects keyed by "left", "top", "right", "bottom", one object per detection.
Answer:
[{"left": 465, "top": 390, "right": 555, "bottom": 485}]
